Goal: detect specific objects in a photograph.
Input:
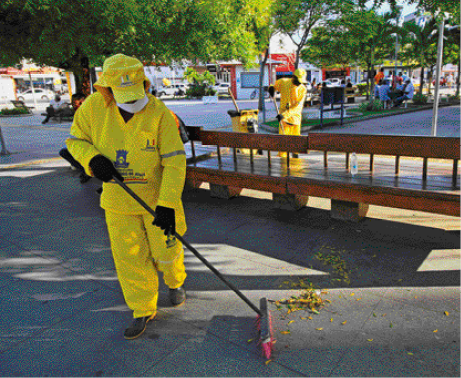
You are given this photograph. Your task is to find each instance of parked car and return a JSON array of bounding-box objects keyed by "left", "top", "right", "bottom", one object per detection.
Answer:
[
  {"left": 212, "top": 82, "right": 231, "bottom": 94},
  {"left": 157, "top": 84, "right": 189, "bottom": 97},
  {"left": 17, "top": 88, "right": 55, "bottom": 102}
]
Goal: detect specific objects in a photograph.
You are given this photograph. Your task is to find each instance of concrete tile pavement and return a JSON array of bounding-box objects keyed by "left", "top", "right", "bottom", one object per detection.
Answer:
[
  {"left": 0, "top": 159, "right": 458, "bottom": 376},
  {"left": 0, "top": 107, "right": 459, "bottom": 376}
]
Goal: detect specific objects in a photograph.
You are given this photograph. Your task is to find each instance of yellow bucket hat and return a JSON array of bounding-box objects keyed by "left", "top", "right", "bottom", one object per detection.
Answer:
[
  {"left": 293, "top": 68, "right": 308, "bottom": 84},
  {"left": 94, "top": 54, "right": 149, "bottom": 103}
]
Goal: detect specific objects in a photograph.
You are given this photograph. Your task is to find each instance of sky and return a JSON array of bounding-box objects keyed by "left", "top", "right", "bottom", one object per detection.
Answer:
[{"left": 370, "top": 0, "right": 419, "bottom": 16}]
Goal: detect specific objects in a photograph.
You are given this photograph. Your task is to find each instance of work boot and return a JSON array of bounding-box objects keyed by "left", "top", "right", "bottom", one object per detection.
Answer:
[
  {"left": 169, "top": 286, "right": 186, "bottom": 306},
  {"left": 124, "top": 313, "right": 156, "bottom": 340}
]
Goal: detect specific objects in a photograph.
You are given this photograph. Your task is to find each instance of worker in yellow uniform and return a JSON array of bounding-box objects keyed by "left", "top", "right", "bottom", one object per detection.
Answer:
[
  {"left": 66, "top": 54, "right": 187, "bottom": 340},
  {"left": 268, "top": 68, "right": 308, "bottom": 157}
]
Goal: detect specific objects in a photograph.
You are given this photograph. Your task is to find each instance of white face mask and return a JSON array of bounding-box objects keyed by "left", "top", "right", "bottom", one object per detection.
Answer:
[{"left": 116, "top": 95, "right": 148, "bottom": 114}]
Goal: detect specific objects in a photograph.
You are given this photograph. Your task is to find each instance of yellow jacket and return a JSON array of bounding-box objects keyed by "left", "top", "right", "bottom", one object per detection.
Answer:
[
  {"left": 66, "top": 92, "right": 187, "bottom": 233},
  {"left": 274, "top": 79, "right": 307, "bottom": 126}
]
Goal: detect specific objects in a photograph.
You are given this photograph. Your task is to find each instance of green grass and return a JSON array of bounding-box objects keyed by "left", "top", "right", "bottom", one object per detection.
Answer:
[{"left": 265, "top": 118, "right": 341, "bottom": 128}]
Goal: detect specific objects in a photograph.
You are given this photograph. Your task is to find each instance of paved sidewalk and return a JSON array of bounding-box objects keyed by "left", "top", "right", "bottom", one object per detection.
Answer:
[{"left": 0, "top": 106, "right": 459, "bottom": 376}]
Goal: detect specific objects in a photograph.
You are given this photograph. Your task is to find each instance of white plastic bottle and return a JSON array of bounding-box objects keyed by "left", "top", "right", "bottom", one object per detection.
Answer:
[{"left": 351, "top": 152, "right": 358, "bottom": 175}]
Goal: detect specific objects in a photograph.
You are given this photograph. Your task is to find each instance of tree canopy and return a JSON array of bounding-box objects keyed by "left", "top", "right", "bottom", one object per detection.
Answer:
[
  {"left": 274, "top": 0, "right": 354, "bottom": 68},
  {"left": 0, "top": 0, "right": 270, "bottom": 92}
]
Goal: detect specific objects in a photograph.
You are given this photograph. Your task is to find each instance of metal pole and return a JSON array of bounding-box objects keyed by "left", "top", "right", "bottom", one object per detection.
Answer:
[
  {"left": 29, "top": 73, "right": 38, "bottom": 108},
  {"left": 431, "top": 15, "right": 445, "bottom": 136}
]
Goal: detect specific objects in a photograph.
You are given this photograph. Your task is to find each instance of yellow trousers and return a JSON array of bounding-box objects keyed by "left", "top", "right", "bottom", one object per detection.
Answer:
[
  {"left": 105, "top": 210, "right": 187, "bottom": 318},
  {"left": 278, "top": 121, "right": 301, "bottom": 157}
]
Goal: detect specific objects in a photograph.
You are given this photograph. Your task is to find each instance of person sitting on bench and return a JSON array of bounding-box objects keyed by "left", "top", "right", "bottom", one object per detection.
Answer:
[
  {"left": 393, "top": 79, "right": 414, "bottom": 107},
  {"left": 42, "top": 94, "right": 66, "bottom": 124}
]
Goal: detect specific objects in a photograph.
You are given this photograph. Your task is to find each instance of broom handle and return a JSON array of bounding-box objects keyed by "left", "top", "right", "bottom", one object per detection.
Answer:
[
  {"left": 271, "top": 95, "right": 285, "bottom": 134},
  {"left": 113, "top": 176, "right": 262, "bottom": 316},
  {"left": 228, "top": 87, "right": 240, "bottom": 112}
]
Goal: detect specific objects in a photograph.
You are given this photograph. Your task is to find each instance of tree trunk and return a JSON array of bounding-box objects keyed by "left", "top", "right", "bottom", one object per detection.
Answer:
[
  {"left": 0, "top": 125, "right": 10, "bottom": 156},
  {"left": 258, "top": 49, "right": 270, "bottom": 121},
  {"left": 367, "top": 63, "right": 372, "bottom": 101},
  {"left": 456, "top": 62, "right": 460, "bottom": 97},
  {"left": 419, "top": 66, "right": 425, "bottom": 95},
  {"left": 427, "top": 65, "right": 434, "bottom": 95}
]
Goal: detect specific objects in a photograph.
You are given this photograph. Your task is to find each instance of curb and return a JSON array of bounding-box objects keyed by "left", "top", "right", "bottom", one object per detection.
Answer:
[
  {"left": 259, "top": 102, "right": 458, "bottom": 134},
  {"left": 0, "top": 113, "right": 33, "bottom": 118}
]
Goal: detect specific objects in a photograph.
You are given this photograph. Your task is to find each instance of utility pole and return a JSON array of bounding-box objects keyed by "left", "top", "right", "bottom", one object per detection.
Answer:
[{"left": 431, "top": 13, "right": 446, "bottom": 136}]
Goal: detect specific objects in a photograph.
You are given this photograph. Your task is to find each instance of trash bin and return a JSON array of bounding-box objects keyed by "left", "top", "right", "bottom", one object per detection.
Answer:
[{"left": 227, "top": 109, "right": 259, "bottom": 154}]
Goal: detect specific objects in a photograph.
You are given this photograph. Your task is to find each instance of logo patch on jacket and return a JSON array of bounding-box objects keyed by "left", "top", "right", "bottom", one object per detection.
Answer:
[
  {"left": 141, "top": 138, "right": 156, "bottom": 152},
  {"left": 114, "top": 150, "right": 130, "bottom": 168}
]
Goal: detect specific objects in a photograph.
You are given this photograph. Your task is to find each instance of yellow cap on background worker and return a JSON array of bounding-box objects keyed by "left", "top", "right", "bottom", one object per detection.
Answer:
[
  {"left": 293, "top": 68, "right": 308, "bottom": 84},
  {"left": 94, "top": 54, "right": 150, "bottom": 104}
]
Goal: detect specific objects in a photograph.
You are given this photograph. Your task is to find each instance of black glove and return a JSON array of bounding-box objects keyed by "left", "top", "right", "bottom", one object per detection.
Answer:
[
  {"left": 268, "top": 86, "right": 275, "bottom": 98},
  {"left": 89, "top": 155, "right": 124, "bottom": 183},
  {"left": 153, "top": 206, "right": 175, "bottom": 236},
  {"left": 276, "top": 114, "right": 284, "bottom": 122}
]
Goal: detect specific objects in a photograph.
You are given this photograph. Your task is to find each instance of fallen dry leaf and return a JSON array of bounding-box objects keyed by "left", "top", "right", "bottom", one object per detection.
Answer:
[
  {"left": 300, "top": 317, "right": 307, "bottom": 320},
  {"left": 341, "top": 320, "right": 347, "bottom": 325},
  {"left": 350, "top": 293, "right": 355, "bottom": 296},
  {"left": 316, "top": 328, "right": 324, "bottom": 331},
  {"left": 407, "top": 352, "right": 413, "bottom": 356},
  {"left": 265, "top": 360, "right": 272, "bottom": 365},
  {"left": 367, "top": 339, "right": 373, "bottom": 342},
  {"left": 280, "top": 331, "right": 291, "bottom": 335},
  {"left": 288, "top": 320, "right": 295, "bottom": 325},
  {"left": 444, "top": 311, "right": 449, "bottom": 316},
  {"left": 330, "top": 318, "right": 334, "bottom": 322},
  {"left": 433, "top": 330, "right": 438, "bottom": 333},
  {"left": 308, "top": 316, "right": 313, "bottom": 320}
]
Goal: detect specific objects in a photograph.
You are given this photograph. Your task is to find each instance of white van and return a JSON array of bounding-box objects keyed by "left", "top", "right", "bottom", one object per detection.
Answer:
[{"left": 157, "top": 84, "right": 189, "bottom": 97}]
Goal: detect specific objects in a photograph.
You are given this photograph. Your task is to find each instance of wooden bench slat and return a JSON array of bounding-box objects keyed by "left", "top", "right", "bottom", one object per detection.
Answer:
[
  {"left": 309, "top": 133, "right": 460, "bottom": 160},
  {"left": 199, "top": 130, "right": 309, "bottom": 153},
  {"left": 287, "top": 177, "right": 460, "bottom": 217},
  {"left": 188, "top": 154, "right": 459, "bottom": 193}
]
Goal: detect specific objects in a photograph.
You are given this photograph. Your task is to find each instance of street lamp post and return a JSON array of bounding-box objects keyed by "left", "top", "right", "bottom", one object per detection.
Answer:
[{"left": 394, "top": 33, "right": 399, "bottom": 82}]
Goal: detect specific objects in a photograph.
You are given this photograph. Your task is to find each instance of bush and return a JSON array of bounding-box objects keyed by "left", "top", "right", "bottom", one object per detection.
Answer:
[
  {"left": 358, "top": 99, "right": 382, "bottom": 112},
  {"left": 447, "top": 95, "right": 460, "bottom": 103},
  {"left": 412, "top": 93, "right": 427, "bottom": 105},
  {"left": 186, "top": 84, "right": 216, "bottom": 98},
  {"left": 0, "top": 107, "right": 29, "bottom": 115},
  {"left": 355, "top": 83, "right": 369, "bottom": 95}
]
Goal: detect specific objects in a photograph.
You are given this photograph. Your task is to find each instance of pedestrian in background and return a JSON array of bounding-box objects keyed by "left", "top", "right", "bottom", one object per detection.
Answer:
[
  {"left": 393, "top": 78, "right": 415, "bottom": 107},
  {"left": 66, "top": 54, "right": 188, "bottom": 340},
  {"left": 42, "top": 94, "right": 66, "bottom": 124},
  {"left": 268, "top": 68, "right": 308, "bottom": 157},
  {"left": 374, "top": 67, "right": 385, "bottom": 85}
]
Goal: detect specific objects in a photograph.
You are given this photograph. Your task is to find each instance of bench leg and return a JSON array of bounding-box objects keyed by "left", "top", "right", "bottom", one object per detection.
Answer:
[
  {"left": 184, "top": 179, "right": 202, "bottom": 191},
  {"left": 331, "top": 200, "right": 369, "bottom": 222},
  {"left": 209, "top": 184, "right": 242, "bottom": 199},
  {"left": 272, "top": 193, "right": 308, "bottom": 211}
]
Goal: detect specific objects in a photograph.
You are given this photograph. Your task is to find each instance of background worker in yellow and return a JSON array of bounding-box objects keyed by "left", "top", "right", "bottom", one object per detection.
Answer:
[
  {"left": 268, "top": 68, "right": 308, "bottom": 157},
  {"left": 66, "top": 54, "right": 187, "bottom": 340}
]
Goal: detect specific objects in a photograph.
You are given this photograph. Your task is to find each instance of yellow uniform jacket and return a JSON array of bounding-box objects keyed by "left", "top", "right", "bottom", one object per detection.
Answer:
[
  {"left": 274, "top": 79, "right": 307, "bottom": 126},
  {"left": 66, "top": 92, "right": 187, "bottom": 234}
]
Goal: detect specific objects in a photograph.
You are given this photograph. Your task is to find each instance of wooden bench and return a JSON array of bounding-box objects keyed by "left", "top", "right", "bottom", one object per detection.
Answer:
[
  {"left": 299, "top": 133, "right": 460, "bottom": 220},
  {"left": 185, "top": 126, "right": 460, "bottom": 221},
  {"left": 11, "top": 100, "right": 34, "bottom": 114}
]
